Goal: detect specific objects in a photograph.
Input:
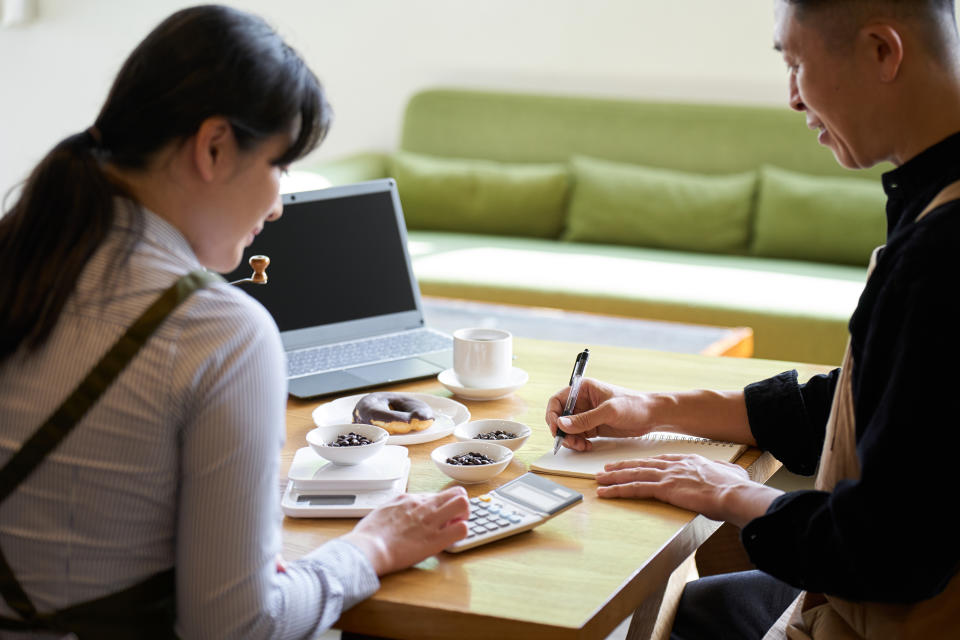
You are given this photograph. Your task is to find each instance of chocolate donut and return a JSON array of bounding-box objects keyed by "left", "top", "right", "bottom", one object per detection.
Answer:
[{"left": 352, "top": 392, "right": 435, "bottom": 434}]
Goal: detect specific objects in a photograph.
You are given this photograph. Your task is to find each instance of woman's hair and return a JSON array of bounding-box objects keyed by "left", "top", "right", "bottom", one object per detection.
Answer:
[{"left": 0, "top": 4, "right": 330, "bottom": 362}]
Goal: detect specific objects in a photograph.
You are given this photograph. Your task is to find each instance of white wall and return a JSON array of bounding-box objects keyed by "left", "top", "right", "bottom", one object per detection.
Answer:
[{"left": 0, "top": 0, "right": 806, "bottom": 196}]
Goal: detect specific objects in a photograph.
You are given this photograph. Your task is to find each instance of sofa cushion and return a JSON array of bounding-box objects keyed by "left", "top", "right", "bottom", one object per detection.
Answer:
[
  {"left": 401, "top": 89, "right": 890, "bottom": 181},
  {"left": 563, "top": 155, "right": 757, "bottom": 254},
  {"left": 751, "top": 165, "right": 886, "bottom": 267},
  {"left": 389, "top": 151, "right": 569, "bottom": 238}
]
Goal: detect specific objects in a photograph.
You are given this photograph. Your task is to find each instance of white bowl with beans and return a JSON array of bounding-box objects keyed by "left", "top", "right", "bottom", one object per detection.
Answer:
[
  {"left": 430, "top": 441, "right": 513, "bottom": 484},
  {"left": 306, "top": 423, "right": 388, "bottom": 465},
  {"left": 453, "top": 419, "right": 531, "bottom": 452}
]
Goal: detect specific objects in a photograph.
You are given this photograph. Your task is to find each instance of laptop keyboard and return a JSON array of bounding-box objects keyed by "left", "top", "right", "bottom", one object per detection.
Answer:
[{"left": 287, "top": 329, "right": 452, "bottom": 378}]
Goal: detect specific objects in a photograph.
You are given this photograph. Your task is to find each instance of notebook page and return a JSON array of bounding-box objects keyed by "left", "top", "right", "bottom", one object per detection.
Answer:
[{"left": 530, "top": 433, "right": 748, "bottom": 479}]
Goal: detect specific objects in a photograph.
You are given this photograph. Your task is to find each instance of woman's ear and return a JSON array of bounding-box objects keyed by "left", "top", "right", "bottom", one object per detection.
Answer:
[
  {"left": 192, "top": 116, "right": 235, "bottom": 182},
  {"left": 861, "top": 23, "right": 904, "bottom": 83}
]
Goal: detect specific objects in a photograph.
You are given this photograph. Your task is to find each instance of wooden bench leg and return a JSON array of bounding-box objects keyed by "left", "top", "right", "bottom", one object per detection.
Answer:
[
  {"left": 625, "top": 554, "right": 699, "bottom": 640},
  {"left": 694, "top": 522, "right": 754, "bottom": 578}
]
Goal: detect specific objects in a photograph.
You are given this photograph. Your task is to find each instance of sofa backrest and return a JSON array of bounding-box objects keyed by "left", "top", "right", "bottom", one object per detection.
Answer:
[{"left": 400, "top": 88, "right": 888, "bottom": 180}]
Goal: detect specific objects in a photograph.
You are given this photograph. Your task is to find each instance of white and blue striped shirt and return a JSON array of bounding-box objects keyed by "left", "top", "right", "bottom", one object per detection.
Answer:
[{"left": 0, "top": 204, "right": 378, "bottom": 639}]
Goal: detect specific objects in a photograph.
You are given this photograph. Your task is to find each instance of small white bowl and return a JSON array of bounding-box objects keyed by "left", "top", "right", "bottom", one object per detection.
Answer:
[
  {"left": 306, "top": 423, "right": 388, "bottom": 466},
  {"left": 453, "top": 419, "right": 531, "bottom": 451},
  {"left": 431, "top": 441, "right": 513, "bottom": 484}
]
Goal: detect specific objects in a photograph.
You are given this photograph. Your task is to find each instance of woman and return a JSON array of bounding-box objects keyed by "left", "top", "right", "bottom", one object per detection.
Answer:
[{"left": 0, "top": 6, "right": 468, "bottom": 639}]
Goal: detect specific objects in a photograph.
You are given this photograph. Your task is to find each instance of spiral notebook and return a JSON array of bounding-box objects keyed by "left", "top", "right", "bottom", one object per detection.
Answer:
[{"left": 530, "top": 433, "right": 748, "bottom": 479}]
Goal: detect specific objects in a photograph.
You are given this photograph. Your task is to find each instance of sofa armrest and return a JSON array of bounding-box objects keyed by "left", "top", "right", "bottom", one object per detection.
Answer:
[{"left": 304, "top": 151, "right": 391, "bottom": 186}]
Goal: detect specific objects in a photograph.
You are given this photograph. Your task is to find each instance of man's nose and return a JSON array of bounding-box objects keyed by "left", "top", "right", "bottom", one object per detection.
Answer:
[{"left": 788, "top": 72, "right": 805, "bottom": 112}]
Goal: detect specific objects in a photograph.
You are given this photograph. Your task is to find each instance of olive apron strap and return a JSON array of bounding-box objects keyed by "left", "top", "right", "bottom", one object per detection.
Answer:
[{"left": 0, "top": 269, "right": 221, "bottom": 625}]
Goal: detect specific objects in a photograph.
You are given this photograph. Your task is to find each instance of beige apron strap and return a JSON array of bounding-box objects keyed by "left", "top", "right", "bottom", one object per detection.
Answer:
[
  {"left": 814, "top": 175, "right": 960, "bottom": 490},
  {"left": 916, "top": 179, "right": 960, "bottom": 222},
  {"left": 765, "top": 178, "right": 960, "bottom": 639},
  {"left": 814, "top": 343, "right": 860, "bottom": 490},
  {"left": 762, "top": 595, "right": 804, "bottom": 640}
]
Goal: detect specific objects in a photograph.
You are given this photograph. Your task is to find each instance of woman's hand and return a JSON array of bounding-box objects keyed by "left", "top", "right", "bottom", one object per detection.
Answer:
[
  {"left": 596, "top": 454, "right": 781, "bottom": 527},
  {"left": 545, "top": 378, "right": 664, "bottom": 451},
  {"left": 341, "top": 486, "right": 470, "bottom": 576}
]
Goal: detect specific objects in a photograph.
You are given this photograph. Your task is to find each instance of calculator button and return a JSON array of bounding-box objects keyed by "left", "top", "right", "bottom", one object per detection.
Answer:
[
  {"left": 495, "top": 518, "right": 509, "bottom": 527},
  {"left": 478, "top": 494, "right": 492, "bottom": 502},
  {"left": 483, "top": 523, "right": 500, "bottom": 531},
  {"left": 471, "top": 525, "right": 487, "bottom": 535},
  {"left": 506, "top": 514, "right": 522, "bottom": 524},
  {"left": 474, "top": 517, "right": 490, "bottom": 526}
]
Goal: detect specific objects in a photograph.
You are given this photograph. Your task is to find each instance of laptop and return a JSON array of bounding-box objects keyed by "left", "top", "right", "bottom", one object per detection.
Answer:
[{"left": 223, "top": 179, "right": 453, "bottom": 399}]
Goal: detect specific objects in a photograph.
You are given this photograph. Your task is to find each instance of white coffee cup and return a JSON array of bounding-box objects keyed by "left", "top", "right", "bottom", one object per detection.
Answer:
[{"left": 453, "top": 328, "right": 512, "bottom": 389}]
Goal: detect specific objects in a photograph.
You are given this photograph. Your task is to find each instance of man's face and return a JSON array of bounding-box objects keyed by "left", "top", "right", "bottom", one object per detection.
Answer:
[{"left": 773, "top": 1, "right": 881, "bottom": 169}]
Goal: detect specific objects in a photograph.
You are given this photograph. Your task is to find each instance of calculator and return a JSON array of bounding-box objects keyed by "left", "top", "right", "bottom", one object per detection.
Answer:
[{"left": 445, "top": 472, "right": 583, "bottom": 552}]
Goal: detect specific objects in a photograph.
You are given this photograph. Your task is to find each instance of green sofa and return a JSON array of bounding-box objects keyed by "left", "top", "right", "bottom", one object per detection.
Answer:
[{"left": 306, "top": 88, "right": 893, "bottom": 365}]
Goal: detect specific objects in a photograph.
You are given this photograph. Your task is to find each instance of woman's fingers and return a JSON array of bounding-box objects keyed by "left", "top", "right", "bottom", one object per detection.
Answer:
[{"left": 421, "top": 487, "right": 470, "bottom": 527}]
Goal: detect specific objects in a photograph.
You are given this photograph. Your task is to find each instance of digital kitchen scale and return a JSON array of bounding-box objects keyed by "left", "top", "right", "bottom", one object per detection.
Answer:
[{"left": 281, "top": 445, "right": 411, "bottom": 518}]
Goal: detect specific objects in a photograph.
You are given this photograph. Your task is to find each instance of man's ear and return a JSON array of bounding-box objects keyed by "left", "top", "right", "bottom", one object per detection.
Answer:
[
  {"left": 192, "top": 117, "right": 235, "bottom": 183},
  {"left": 861, "top": 23, "right": 904, "bottom": 83}
]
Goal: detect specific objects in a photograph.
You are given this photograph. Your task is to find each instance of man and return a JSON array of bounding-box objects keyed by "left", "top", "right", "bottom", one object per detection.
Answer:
[{"left": 545, "top": 1, "right": 960, "bottom": 637}]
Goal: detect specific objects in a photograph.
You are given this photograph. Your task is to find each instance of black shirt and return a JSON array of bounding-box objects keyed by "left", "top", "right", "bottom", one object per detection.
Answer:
[{"left": 740, "top": 131, "right": 960, "bottom": 603}]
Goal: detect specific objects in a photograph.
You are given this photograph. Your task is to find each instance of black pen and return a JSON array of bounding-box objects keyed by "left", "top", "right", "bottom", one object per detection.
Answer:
[{"left": 553, "top": 348, "right": 589, "bottom": 455}]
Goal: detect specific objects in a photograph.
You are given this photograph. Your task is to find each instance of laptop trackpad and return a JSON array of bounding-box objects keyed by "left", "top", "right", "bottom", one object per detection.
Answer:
[
  {"left": 352, "top": 358, "right": 441, "bottom": 384},
  {"left": 288, "top": 370, "right": 369, "bottom": 399}
]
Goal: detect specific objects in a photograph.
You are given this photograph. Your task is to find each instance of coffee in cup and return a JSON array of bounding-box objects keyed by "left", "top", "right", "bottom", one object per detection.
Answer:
[{"left": 452, "top": 328, "right": 512, "bottom": 389}]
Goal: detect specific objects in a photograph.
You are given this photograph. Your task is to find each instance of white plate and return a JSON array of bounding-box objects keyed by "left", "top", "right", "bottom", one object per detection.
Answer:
[
  {"left": 437, "top": 367, "right": 529, "bottom": 401},
  {"left": 311, "top": 393, "right": 470, "bottom": 445}
]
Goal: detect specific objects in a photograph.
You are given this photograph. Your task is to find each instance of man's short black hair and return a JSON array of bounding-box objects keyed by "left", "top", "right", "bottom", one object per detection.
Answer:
[{"left": 784, "top": 0, "right": 959, "bottom": 59}]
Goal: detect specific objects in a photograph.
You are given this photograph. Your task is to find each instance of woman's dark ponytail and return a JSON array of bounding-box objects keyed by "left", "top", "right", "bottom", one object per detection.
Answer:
[
  {"left": 0, "top": 129, "right": 118, "bottom": 360},
  {"left": 0, "top": 5, "right": 329, "bottom": 363}
]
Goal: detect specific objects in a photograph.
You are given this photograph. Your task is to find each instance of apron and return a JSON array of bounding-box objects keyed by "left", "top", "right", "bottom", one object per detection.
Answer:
[
  {"left": 762, "top": 180, "right": 960, "bottom": 640},
  {"left": 0, "top": 270, "right": 222, "bottom": 639}
]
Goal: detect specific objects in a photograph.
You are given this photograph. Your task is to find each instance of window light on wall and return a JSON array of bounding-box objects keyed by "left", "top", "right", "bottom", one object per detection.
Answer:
[{"left": 1, "top": 0, "right": 37, "bottom": 27}]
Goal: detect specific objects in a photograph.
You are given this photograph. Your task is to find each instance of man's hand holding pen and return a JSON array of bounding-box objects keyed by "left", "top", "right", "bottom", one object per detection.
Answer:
[
  {"left": 543, "top": 364, "right": 774, "bottom": 524},
  {"left": 545, "top": 377, "right": 663, "bottom": 452}
]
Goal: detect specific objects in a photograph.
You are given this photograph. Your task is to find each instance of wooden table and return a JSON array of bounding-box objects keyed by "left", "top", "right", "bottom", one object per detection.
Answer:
[{"left": 282, "top": 339, "right": 832, "bottom": 640}]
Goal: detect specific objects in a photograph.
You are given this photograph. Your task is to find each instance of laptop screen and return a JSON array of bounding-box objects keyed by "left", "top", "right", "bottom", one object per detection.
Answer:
[{"left": 222, "top": 180, "right": 422, "bottom": 347}]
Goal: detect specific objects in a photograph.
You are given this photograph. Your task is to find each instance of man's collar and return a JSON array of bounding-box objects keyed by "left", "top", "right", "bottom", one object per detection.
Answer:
[{"left": 881, "top": 130, "right": 960, "bottom": 199}]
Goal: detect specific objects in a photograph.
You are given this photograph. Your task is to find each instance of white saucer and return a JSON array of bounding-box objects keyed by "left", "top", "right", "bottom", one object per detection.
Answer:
[{"left": 437, "top": 367, "right": 529, "bottom": 401}]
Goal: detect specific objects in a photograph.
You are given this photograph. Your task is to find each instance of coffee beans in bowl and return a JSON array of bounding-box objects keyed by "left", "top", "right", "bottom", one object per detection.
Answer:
[
  {"left": 431, "top": 441, "right": 512, "bottom": 484},
  {"left": 306, "top": 424, "right": 388, "bottom": 465},
  {"left": 474, "top": 430, "right": 516, "bottom": 441},
  {"left": 446, "top": 451, "right": 497, "bottom": 465},
  {"left": 453, "top": 419, "right": 531, "bottom": 451},
  {"left": 328, "top": 432, "right": 373, "bottom": 447}
]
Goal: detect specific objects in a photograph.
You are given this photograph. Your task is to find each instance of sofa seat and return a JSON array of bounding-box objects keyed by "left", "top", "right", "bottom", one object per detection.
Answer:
[{"left": 408, "top": 231, "right": 866, "bottom": 366}]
